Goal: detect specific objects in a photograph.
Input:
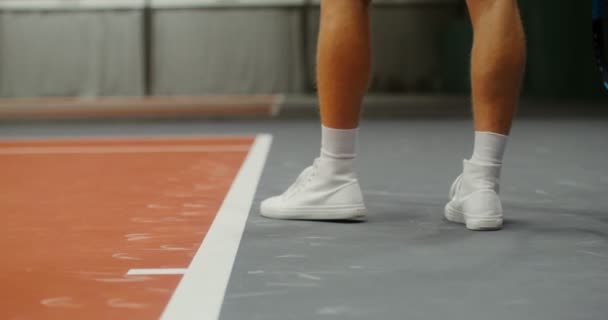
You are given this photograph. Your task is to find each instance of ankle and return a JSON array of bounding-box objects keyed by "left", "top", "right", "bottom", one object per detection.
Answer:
[
  {"left": 315, "top": 157, "right": 355, "bottom": 176},
  {"left": 321, "top": 125, "right": 358, "bottom": 160},
  {"left": 469, "top": 131, "right": 507, "bottom": 166},
  {"left": 462, "top": 160, "right": 501, "bottom": 193}
]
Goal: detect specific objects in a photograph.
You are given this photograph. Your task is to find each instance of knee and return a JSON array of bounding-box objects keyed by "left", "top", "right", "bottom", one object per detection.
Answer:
[{"left": 467, "top": 0, "right": 522, "bottom": 28}]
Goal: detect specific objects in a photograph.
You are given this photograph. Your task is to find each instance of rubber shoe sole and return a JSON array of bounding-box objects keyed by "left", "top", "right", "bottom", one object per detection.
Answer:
[
  {"left": 261, "top": 203, "right": 367, "bottom": 221},
  {"left": 444, "top": 201, "right": 503, "bottom": 231}
]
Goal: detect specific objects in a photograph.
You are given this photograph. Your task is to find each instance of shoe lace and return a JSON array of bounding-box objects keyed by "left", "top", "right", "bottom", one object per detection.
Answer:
[{"left": 284, "top": 159, "right": 319, "bottom": 198}]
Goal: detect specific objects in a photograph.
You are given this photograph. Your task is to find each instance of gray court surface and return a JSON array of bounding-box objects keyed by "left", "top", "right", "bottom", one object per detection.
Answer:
[{"left": 2, "top": 117, "right": 607, "bottom": 320}]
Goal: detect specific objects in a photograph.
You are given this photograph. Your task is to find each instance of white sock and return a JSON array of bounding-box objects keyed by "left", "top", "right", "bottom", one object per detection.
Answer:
[
  {"left": 320, "top": 125, "right": 358, "bottom": 160},
  {"left": 470, "top": 131, "right": 508, "bottom": 166}
]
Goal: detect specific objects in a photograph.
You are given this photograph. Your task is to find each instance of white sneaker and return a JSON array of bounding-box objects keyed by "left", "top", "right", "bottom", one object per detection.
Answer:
[
  {"left": 260, "top": 157, "right": 367, "bottom": 220},
  {"left": 444, "top": 160, "right": 503, "bottom": 231}
]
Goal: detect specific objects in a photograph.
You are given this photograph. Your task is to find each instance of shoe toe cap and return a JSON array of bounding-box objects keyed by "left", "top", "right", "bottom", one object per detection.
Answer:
[{"left": 260, "top": 196, "right": 282, "bottom": 216}]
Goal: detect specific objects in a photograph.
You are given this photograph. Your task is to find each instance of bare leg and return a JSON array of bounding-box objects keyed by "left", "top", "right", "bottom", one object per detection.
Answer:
[
  {"left": 317, "top": 0, "right": 372, "bottom": 129},
  {"left": 468, "top": 0, "right": 526, "bottom": 134}
]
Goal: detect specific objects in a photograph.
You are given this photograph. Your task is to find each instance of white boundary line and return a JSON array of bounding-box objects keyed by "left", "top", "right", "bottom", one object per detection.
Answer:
[
  {"left": 128, "top": 268, "right": 187, "bottom": 275},
  {"left": 0, "top": 145, "right": 250, "bottom": 155},
  {"left": 161, "top": 134, "right": 272, "bottom": 320},
  {"left": 0, "top": 134, "right": 253, "bottom": 143}
]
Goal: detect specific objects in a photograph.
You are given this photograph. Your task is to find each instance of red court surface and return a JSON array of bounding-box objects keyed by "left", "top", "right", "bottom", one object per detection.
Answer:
[{"left": 0, "top": 136, "right": 254, "bottom": 320}]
